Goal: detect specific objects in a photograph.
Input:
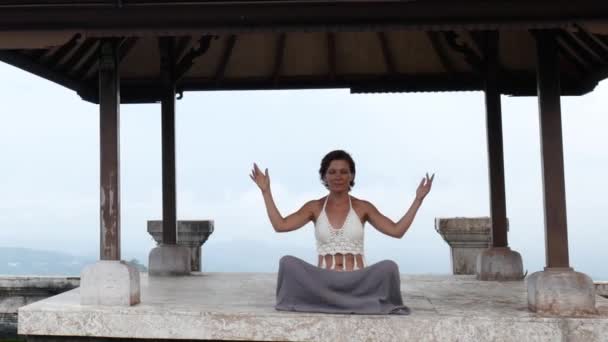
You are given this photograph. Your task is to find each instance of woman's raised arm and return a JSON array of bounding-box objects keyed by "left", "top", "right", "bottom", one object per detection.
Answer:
[
  {"left": 250, "top": 163, "right": 315, "bottom": 232},
  {"left": 365, "top": 173, "right": 434, "bottom": 238}
]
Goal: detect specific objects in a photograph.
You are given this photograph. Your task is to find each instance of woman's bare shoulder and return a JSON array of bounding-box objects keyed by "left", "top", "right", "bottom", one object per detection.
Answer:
[
  {"left": 300, "top": 198, "right": 325, "bottom": 220},
  {"left": 350, "top": 196, "right": 373, "bottom": 207},
  {"left": 303, "top": 198, "right": 325, "bottom": 210}
]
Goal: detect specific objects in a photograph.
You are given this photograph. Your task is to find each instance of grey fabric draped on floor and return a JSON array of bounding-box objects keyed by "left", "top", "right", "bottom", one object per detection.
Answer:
[{"left": 275, "top": 255, "right": 410, "bottom": 315}]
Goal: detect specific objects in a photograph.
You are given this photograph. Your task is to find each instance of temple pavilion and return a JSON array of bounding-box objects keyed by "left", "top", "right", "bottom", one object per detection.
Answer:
[{"left": 2, "top": 1, "right": 608, "bottom": 341}]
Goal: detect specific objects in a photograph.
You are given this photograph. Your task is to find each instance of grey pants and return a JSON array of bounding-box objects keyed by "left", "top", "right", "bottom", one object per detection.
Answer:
[{"left": 275, "top": 255, "right": 410, "bottom": 315}]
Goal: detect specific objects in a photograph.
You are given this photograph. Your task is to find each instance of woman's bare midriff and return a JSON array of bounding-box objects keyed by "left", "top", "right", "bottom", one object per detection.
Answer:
[{"left": 317, "top": 253, "right": 365, "bottom": 271}]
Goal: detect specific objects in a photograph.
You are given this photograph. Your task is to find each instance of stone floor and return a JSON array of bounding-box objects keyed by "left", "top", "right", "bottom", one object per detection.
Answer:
[{"left": 17, "top": 273, "right": 608, "bottom": 342}]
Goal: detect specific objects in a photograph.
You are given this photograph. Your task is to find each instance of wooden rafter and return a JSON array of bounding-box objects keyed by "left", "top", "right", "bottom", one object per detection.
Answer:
[
  {"left": 377, "top": 32, "right": 396, "bottom": 75},
  {"left": 427, "top": 31, "right": 457, "bottom": 73},
  {"left": 573, "top": 25, "right": 608, "bottom": 62},
  {"left": 327, "top": 32, "right": 336, "bottom": 81},
  {"left": 214, "top": 35, "right": 237, "bottom": 83},
  {"left": 174, "top": 37, "right": 192, "bottom": 62},
  {"left": 585, "top": 30, "right": 608, "bottom": 52},
  {"left": 557, "top": 37, "right": 589, "bottom": 75},
  {"left": 60, "top": 38, "right": 96, "bottom": 73},
  {"left": 79, "top": 37, "right": 129, "bottom": 79},
  {"left": 272, "top": 33, "right": 286, "bottom": 84},
  {"left": 174, "top": 35, "right": 214, "bottom": 82},
  {"left": 442, "top": 31, "right": 483, "bottom": 72},
  {"left": 118, "top": 37, "right": 138, "bottom": 63},
  {"left": 558, "top": 30, "right": 602, "bottom": 65},
  {"left": 46, "top": 33, "right": 81, "bottom": 69},
  {"left": 74, "top": 39, "right": 102, "bottom": 80}
]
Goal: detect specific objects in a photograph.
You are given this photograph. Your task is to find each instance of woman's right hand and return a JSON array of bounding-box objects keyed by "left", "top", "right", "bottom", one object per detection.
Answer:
[{"left": 249, "top": 163, "right": 270, "bottom": 193}]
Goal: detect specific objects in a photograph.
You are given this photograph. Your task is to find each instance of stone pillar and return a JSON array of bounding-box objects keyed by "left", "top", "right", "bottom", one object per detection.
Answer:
[
  {"left": 148, "top": 220, "right": 214, "bottom": 272},
  {"left": 435, "top": 217, "right": 492, "bottom": 275},
  {"left": 477, "top": 31, "right": 525, "bottom": 282},
  {"left": 148, "top": 37, "right": 191, "bottom": 276},
  {"left": 80, "top": 39, "right": 140, "bottom": 306},
  {"left": 527, "top": 30, "right": 596, "bottom": 316}
]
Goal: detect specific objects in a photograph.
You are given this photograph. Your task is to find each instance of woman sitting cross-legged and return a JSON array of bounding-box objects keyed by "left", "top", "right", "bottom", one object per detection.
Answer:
[{"left": 250, "top": 150, "right": 433, "bottom": 315}]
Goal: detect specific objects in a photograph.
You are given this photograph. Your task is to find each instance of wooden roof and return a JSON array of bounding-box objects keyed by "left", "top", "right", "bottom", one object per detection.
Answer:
[{"left": 1, "top": 1, "right": 608, "bottom": 103}]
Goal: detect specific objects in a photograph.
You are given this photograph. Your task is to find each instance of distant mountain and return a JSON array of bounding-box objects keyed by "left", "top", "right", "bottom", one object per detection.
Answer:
[
  {"left": 0, "top": 247, "right": 94, "bottom": 276},
  {"left": 3, "top": 244, "right": 604, "bottom": 281},
  {"left": 0, "top": 242, "right": 300, "bottom": 276}
]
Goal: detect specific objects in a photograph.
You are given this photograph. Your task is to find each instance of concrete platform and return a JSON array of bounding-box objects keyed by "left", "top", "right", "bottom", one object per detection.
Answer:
[{"left": 18, "top": 273, "right": 608, "bottom": 342}]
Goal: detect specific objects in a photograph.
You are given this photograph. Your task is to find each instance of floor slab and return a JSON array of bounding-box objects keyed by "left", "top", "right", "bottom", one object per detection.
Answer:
[{"left": 18, "top": 273, "right": 608, "bottom": 341}]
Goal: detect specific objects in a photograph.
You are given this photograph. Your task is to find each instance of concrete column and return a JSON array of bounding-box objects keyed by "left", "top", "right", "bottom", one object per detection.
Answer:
[
  {"left": 98, "top": 38, "right": 122, "bottom": 262},
  {"left": 160, "top": 37, "right": 178, "bottom": 246},
  {"left": 435, "top": 217, "right": 491, "bottom": 275},
  {"left": 81, "top": 39, "right": 140, "bottom": 306},
  {"left": 477, "top": 31, "right": 524, "bottom": 281},
  {"left": 148, "top": 220, "right": 214, "bottom": 272},
  {"left": 527, "top": 30, "right": 596, "bottom": 316},
  {"left": 148, "top": 38, "right": 191, "bottom": 276}
]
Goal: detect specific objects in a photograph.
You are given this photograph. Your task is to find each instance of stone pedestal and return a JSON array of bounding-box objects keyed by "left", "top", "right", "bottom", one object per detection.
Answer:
[
  {"left": 435, "top": 217, "right": 493, "bottom": 275},
  {"left": 148, "top": 245, "right": 191, "bottom": 276},
  {"left": 80, "top": 260, "right": 140, "bottom": 306},
  {"left": 147, "top": 220, "right": 214, "bottom": 272},
  {"left": 527, "top": 268, "right": 597, "bottom": 316},
  {"left": 476, "top": 246, "right": 524, "bottom": 281}
]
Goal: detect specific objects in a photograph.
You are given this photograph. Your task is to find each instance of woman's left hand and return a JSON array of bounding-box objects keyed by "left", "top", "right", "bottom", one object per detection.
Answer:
[{"left": 415, "top": 173, "right": 435, "bottom": 201}]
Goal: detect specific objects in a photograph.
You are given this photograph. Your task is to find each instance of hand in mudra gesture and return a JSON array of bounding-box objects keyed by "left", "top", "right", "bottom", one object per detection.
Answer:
[
  {"left": 415, "top": 173, "right": 435, "bottom": 201},
  {"left": 250, "top": 163, "right": 270, "bottom": 193}
]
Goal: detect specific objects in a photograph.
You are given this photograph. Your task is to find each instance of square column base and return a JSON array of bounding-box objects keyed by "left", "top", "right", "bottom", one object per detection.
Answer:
[
  {"left": 80, "top": 260, "right": 141, "bottom": 306},
  {"left": 148, "top": 245, "right": 191, "bottom": 276},
  {"left": 476, "top": 247, "right": 524, "bottom": 281},
  {"left": 527, "top": 268, "right": 597, "bottom": 316}
]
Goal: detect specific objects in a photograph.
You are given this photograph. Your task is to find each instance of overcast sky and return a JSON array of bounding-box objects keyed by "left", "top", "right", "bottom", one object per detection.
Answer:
[{"left": 1, "top": 62, "right": 606, "bottom": 279}]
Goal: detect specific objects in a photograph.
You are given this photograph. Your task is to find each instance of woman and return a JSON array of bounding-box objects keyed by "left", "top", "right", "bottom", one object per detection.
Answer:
[{"left": 250, "top": 150, "right": 433, "bottom": 314}]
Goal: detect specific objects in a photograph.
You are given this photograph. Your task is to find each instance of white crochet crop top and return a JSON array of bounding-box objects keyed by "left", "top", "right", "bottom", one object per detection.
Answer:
[{"left": 315, "top": 195, "right": 365, "bottom": 269}]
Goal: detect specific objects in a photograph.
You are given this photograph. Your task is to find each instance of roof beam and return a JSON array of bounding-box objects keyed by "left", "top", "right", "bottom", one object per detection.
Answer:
[
  {"left": 1, "top": 1, "right": 608, "bottom": 32},
  {"left": 214, "top": 34, "right": 237, "bottom": 84},
  {"left": 557, "top": 30, "right": 602, "bottom": 66},
  {"left": 327, "top": 32, "right": 336, "bottom": 81},
  {"left": 174, "top": 36, "right": 192, "bottom": 62},
  {"left": 118, "top": 37, "right": 138, "bottom": 63},
  {"left": 442, "top": 31, "right": 483, "bottom": 72},
  {"left": 272, "top": 33, "right": 286, "bottom": 85},
  {"left": 377, "top": 32, "right": 396, "bottom": 75},
  {"left": 77, "top": 37, "right": 127, "bottom": 79},
  {"left": 102, "top": 67, "right": 595, "bottom": 104},
  {"left": 73, "top": 39, "right": 102, "bottom": 80},
  {"left": 60, "top": 38, "right": 96, "bottom": 73},
  {"left": 471, "top": 30, "right": 512, "bottom": 82},
  {"left": 557, "top": 38, "right": 589, "bottom": 75},
  {"left": 427, "top": 31, "right": 457, "bottom": 73},
  {"left": 174, "top": 35, "right": 214, "bottom": 82},
  {"left": 572, "top": 25, "right": 608, "bottom": 63},
  {"left": 46, "top": 33, "right": 81, "bottom": 69}
]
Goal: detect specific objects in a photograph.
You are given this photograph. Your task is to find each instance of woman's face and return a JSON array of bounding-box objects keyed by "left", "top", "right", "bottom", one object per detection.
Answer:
[{"left": 325, "top": 159, "right": 353, "bottom": 192}]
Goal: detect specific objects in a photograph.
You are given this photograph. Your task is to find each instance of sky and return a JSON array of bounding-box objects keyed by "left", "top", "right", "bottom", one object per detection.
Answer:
[{"left": 1, "top": 61, "right": 607, "bottom": 279}]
